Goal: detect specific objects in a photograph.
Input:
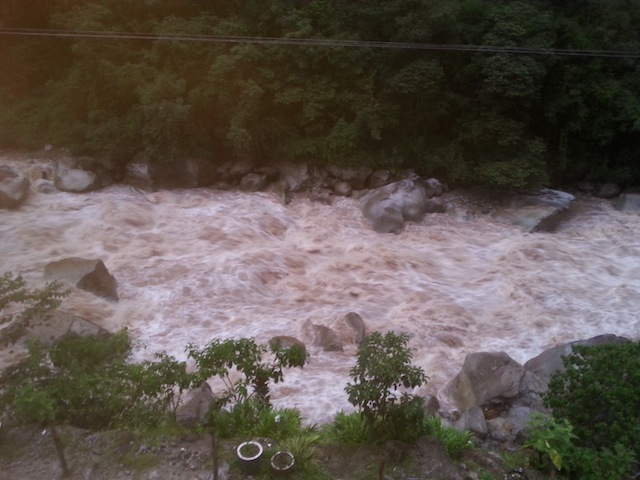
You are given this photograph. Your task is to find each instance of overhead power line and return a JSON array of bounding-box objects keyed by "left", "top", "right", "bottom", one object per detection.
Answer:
[{"left": 0, "top": 27, "right": 638, "bottom": 58}]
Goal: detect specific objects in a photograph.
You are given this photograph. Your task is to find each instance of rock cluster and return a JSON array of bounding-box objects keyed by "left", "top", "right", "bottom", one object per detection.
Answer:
[{"left": 444, "top": 334, "right": 629, "bottom": 444}]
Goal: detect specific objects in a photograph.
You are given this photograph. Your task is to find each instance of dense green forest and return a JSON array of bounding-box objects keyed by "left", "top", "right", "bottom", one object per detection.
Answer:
[{"left": 0, "top": 0, "right": 639, "bottom": 189}]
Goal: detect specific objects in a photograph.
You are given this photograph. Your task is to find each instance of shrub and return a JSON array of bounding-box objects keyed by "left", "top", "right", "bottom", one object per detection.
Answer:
[
  {"left": 324, "top": 411, "right": 370, "bottom": 445},
  {"left": 186, "top": 337, "right": 306, "bottom": 411},
  {"left": 423, "top": 416, "right": 473, "bottom": 459},
  {"left": 345, "top": 331, "right": 428, "bottom": 443},
  {"left": 544, "top": 342, "right": 640, "bottom": 457},
  {"left": 525, "top": 414, "right": 635, "bottom": 480}
]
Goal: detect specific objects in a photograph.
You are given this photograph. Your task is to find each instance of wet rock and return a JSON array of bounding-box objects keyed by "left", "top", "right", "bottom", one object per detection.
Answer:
[
  {"left": 239, "top": 171, "right": 271, "bottom": 192},
  {"left": 54, "top": 168, "right": 100, "bottom": 193},
  {"left": 445, "top": 352, "right": 525, "bottom": 411},
  {"left": 361, "top": 177, "right": 437, "bottom": 233},
  {"left": 333, "top": 180, "right": 353, "bottom": 197},
  {"left": 522, "top": 334, "right": 629, "bottom": 386},
  {"left": 176, "top": 383, "right": 215, "bottom": 428},
  {"left": 302, "top": 320, "right": 343, "bottom": 352},
  {"left": 423, "top": 394, "right": 440, "bottom": 417},
  {"left": 44, "top": 258, "right": 119, "bottom": 301},
  {"left": 0, "top": 165, "right": 29, "bottom": 208},
  {"left": 492, "top": 188, "right": 575, "bottom": 232},
  {"left": 326, "top": 164, "right": 372, "bottom": 190},
  {"left": 423, "top": 177, "right": 445, "bottom": 198},
  {"left": 32, "top": 178, "right": 58, "bottom": 194},
  {"left": 614, "top": 188, "right": 640, "bottom": 212},
  {"left": 594, "top": 182, "right": 621, "bottom": 198},
  {"left": 308, "top": 187, "right": 333, "bottom": 205},
  {"left": 269, "top": 335, "right": 308, "bottom": 357},
  {"left": 368, "top": 169, "right": 393, "bottom": 188},
  {"left": 455, "top": 406, "right": 488, "bottom": 439},
  {"left": 343, "top": 312, "right": 366, "bottom": 345},
  {"left": 124, "top": 157, "right": 153, "bottom": 191}
]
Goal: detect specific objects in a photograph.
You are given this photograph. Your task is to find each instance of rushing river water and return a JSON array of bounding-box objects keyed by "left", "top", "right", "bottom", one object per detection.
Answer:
[{"left": 2, "top": 155, "right": 640, "bottom": 423}]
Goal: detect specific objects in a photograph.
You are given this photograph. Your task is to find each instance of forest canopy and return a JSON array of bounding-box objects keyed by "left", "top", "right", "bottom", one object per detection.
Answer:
[{"left": 0, "top": 0, "right": 639, "bottom": 189}]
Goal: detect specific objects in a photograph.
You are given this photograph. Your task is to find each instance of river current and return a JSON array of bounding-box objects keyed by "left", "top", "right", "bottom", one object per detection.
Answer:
[{"left": 2, "top": 155, "right": 639, "bottom": 423}]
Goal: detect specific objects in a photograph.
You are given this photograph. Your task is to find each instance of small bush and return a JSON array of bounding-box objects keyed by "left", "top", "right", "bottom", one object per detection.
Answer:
[
  {"left": 423, "top": 416, "right": 473, "bottom": 459},
  {"left": 345, "top": 331, "right": 428, "bottom": 443},
  {"left": 280, "top": 431, "right": 322, "bottom": 469},
  {"left": 323, "top": 411, "right": 370, "bottom": 445}
]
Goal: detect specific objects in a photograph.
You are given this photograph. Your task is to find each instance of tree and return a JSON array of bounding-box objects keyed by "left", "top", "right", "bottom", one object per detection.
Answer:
[
  {"left": 345, "top": 331, "right": 427, "bottom": 443},
  {"left": 1, "top": 330, "right": 191, "bottom": 477},
  {"left": 186, "top": 337, "right": 306, "bottom": 480}
]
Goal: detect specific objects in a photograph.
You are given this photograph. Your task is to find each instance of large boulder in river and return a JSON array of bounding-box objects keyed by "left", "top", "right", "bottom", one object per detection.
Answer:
[
  {"left": 269, "top": 335, "right": 308, "bottom": 357},
  {"left": 360, "top": 177, "right": 444, "bottom": 233},
  {"left": 492, "top": 189, "right": 575, "bottom": 232},
  {"left": 0, "top": 165, "right": 29, "bottom": 208},
  {"left": 54, "top": 168, "right": 100, "bottom": 193},
  {"left": 301, "top": 320, "right": 343, "bottom": 352},
  {"left": 44, "top": 258, "right": 119, "bottom": 301},
  {"left": 520, "top": 334, "right": 629, "bottom": 403},
  {"left": 614, "top": 187, "right": 640, "bottom": 212},
  {"left": 445, "top": 352, "right": 525, "bottom": 411}
]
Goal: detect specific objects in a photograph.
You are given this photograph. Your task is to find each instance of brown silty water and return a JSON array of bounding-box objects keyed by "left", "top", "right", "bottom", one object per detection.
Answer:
[{"left": 2, "top": 155, "right": 639, "bottom": 423}]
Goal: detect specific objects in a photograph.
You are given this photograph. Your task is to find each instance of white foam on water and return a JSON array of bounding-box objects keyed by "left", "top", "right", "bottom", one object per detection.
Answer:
[{"left": 2, "top": 156, "right": 640, "bottom": 423}]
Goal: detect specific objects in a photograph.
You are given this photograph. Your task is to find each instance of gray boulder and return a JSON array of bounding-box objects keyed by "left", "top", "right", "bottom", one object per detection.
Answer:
[
  {"left": 44, "top": 258, "right": 119, "bottom": 301},
  {"left": 54, "top": 168, "right": 100, "bottom": 193},
  {"left": 455, "top": 405, "right": 488, "bottom": 439},
  {"left": 360, "top": 177, "right": 439, "bottom": 233},
  {"left": 239, "top": 171, "right": 272, "bottom": 192},
  {"left": 522, "top": 334, "right": 629, "bottom": 387},
  {"left": 368, "top": 169, "right": 394, "bottom": 188},
  {"left": 594, "top": 182, "right": 621, "bottom": 199},
  {"left": 333, "top": 180, "right": 353, "bottom": 197},
  {"left": 124, "top": 157, "right": 153, "bottom": 191},
  {"left": 302, "top": 321, "right": 343, "bottom": 352},
  {"left": 326, "top": 165, "right": 372, "bottom": 190},
  {"left": 343, "top": 312, "right": 366, "bottom": 345},
  {"left": 0, "top": 165, "right": 29, "bottom": 208},
  {"left": 268, "top": 335, "right": 308, "bottom": 357},
  {"left": 176, "top": 383, "right": 215, "bottom": 428},
  {"left": 445, "top": 352, "right": 525, "bottom": 411},
  {"left": 493, "top": 188, "right": 575, "bottom": 232},
  {"left": 614, "top": 188, "right": 640, "bottom": 212}
]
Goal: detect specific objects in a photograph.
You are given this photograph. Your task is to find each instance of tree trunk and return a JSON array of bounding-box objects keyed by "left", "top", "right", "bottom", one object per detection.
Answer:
[
  {"left": 210, "top": 429, "right": 218, "bottom": 480},
  {"left": 49, "top": 424, "right": 70, "bottom": 478}
]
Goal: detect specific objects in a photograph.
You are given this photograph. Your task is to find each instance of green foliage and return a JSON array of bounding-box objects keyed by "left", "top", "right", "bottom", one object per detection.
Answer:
[
  {"left": 525, "top": 413, "right": 635, "bottom": 480},
  {"left": 544, "top": 342, "right": 640, "bottom": 457},
  {"left": 2, "top": 0, "right": 640, "bottom": 187},
  {"left": 323, "top": 411, "right": 370, "bottom": 445},
  {"left": 525, "top": 414, "right": 576, "bottom": 472},
  {"left": 1, "top": 330, "right": 190, "bottom": 430},
  {"left": 423, "top": 416, "right": 473, "bottom": 459},
  {"left": 0, "top": 272, "right": 69, "bottom": 342},
  {"left": 187, "top": 337, "right": 306, "bottom": 412},
  {"left": 280, "top": 431, "right": 322, "bottom": 470},
  {"left": 345, "top": 331, "right": 427, "bottom": 443}
]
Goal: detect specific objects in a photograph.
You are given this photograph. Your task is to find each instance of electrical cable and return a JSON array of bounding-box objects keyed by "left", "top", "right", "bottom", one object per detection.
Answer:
[{"left": 0, "top": 27, "right": 638, "bottom": 58}]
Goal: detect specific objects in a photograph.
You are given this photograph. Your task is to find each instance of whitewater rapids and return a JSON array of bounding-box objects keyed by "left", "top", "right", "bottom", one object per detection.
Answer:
[{"left": 2, "top": 155, "right": 639, "bottom": 423}]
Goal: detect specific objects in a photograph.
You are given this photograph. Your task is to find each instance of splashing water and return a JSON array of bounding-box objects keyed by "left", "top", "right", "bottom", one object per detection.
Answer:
[{"left": 2, "top": 156, "right": 639, "bottom": 423}]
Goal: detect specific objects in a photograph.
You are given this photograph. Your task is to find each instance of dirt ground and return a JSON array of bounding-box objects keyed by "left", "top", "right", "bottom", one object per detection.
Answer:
[{"left": 0, "top": 421, "right": 547, "bottom": 480}]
